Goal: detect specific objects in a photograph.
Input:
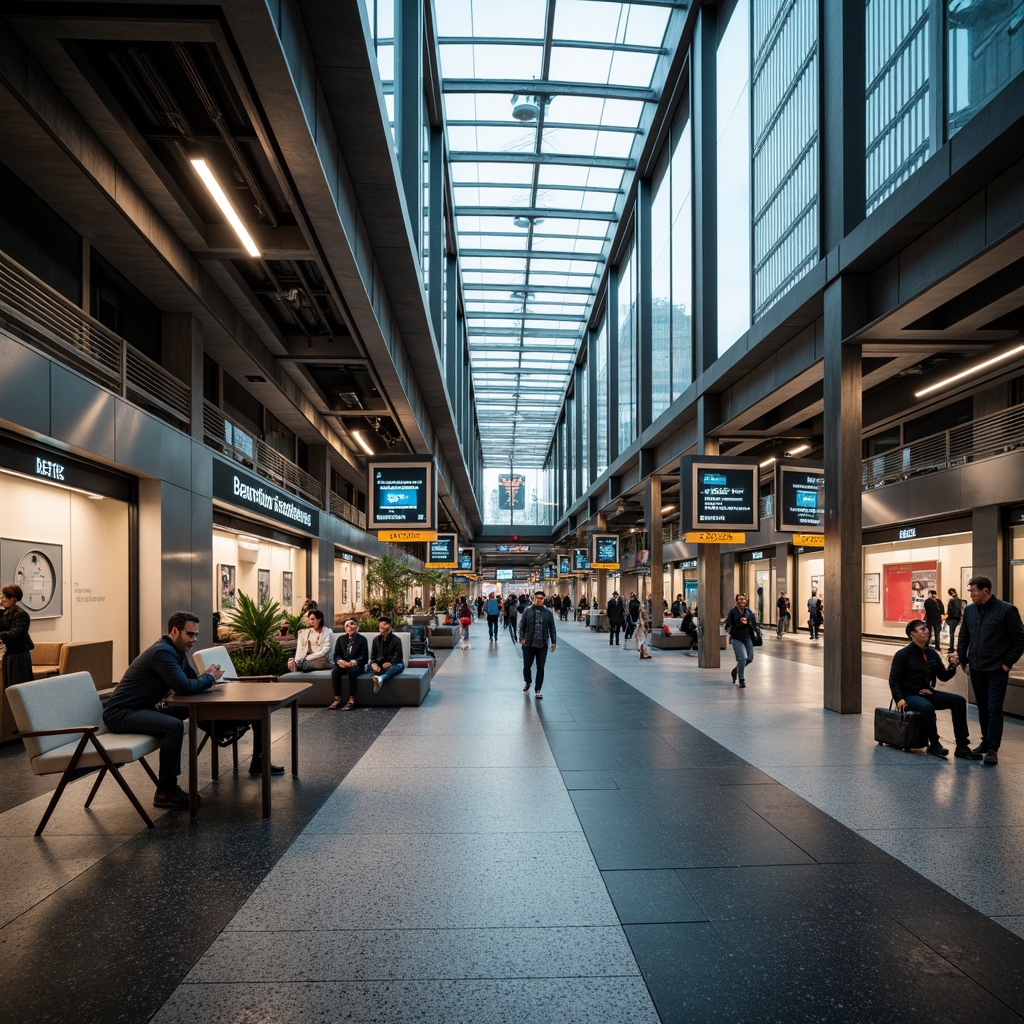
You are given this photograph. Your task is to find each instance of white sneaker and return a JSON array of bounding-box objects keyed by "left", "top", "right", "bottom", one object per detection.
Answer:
[{"left": 372, "top": 675, "right": 382, "bottom": 693}]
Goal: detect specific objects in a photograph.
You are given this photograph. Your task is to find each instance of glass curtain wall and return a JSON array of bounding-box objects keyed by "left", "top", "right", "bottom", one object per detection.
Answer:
[
  {"left": 670, "top": 113, "right": 693, "bottom": 400},
  {"left": 716, "top": 0, "right": 752, "bottom": 355},
  {"left": 651, "top": 150, "right": 672, "bottom": 420},
  {"left": 948, "top": 1, "right": 1024, "bottom": 135},
  {"left": 580, "top": 357, "right": 589, "bottom": 486},
  {"left": 364, "top": 0, "right": 395, "bottom": 143},
  {"left": 617, "top": 243, "right": 637, "bottom": 455},
  {"left": 865, "top": 0, "right": 932, "bottom": 213},
  {"left": 752, "top": 0, "right": 818, "bottom": 320}
]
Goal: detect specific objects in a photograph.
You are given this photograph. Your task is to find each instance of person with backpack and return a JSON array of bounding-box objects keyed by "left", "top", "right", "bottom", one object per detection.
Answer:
[{"left": 945, "top": 588, "right": 965, "bottom": 653}]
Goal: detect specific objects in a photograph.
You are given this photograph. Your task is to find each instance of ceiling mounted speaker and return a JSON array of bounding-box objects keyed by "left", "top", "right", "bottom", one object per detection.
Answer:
[{"left": 511, "top": 94, "right": 540, "bottom": 121}]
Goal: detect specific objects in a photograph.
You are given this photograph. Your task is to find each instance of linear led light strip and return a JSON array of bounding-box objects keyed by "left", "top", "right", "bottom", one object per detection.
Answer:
[
  {"left": 914, "top": 344, "right": 1024, "bottom": 398},
  {"left": 350, "top": 431, "right": 374, "bottom": 455},
  {"left": 189, "top": 156, "right": 262, "bottom": 258}
]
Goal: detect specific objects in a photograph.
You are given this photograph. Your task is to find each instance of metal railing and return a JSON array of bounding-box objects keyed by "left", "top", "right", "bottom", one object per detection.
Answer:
[
  {"left": 0, "top": 251, "right": 190, "bottom": 429},
  {"left": 861, "top": 403, "right": 1024, "bottom": 490},
  {"left": 203, "top": 401, "right": 323, "bottom": 508},
  {"left": 330, "top": 491, "right": 367, "bottom": 530}
]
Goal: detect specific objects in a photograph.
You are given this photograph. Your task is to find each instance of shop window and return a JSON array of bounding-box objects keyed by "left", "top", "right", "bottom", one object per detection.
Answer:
[
  {"left": 90, "top": 251, "right": 161, "bottom": 363},
  {"left": 0, "top": 162, "right": 81, "bottom": 303}
]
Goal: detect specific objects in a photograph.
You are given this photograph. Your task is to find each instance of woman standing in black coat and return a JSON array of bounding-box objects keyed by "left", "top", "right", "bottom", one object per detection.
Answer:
[{"left": 1, "top": 583, "right": 35, "bottom": 690}]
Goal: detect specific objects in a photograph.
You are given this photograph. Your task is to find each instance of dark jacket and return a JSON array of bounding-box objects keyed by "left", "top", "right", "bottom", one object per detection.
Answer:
[
  {"left": 957, "top": 595, "right": 1024, "bottom": 673},
  {"left": 607, "top": 597, "right": 625, "bottom": 624},
  {"left": 333, "top": 631, "right": 369, "bottom": 668},
  {"left": 889, "top": 641, "right": 957, "bottom": 702},
  {"left": 104, "top": 636, "right": 215, "bottom": 723},
  {"left": 945, "top": 596, "right": 964, "bottom": 622},
  {"left": 370, "top": 631, "right": 404, "bottom": 667},
  {"left": 923, "top": 597, "right": 943, "bottom": 624},
  {"left": 0, "top": 606, "right": 33, "bottom": 654},
  {"left": 627, "top": 598, "right": 641, "bottom": 619},
  {"left": 518, "top": 605, "right": 557, "bottom": 648},
  {"left": 724, "top": 606, "right": 757, "bottom": 641}
]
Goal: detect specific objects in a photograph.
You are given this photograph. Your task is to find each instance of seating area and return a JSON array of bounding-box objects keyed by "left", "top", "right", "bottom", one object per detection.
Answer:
[{"left": 30, "top": 640, "right": 114, "bottom": 689}]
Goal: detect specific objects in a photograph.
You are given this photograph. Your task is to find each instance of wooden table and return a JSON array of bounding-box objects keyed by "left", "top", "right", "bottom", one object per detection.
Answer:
[{"left": 167, "top": 681, "right": 311, "bottom": 818}]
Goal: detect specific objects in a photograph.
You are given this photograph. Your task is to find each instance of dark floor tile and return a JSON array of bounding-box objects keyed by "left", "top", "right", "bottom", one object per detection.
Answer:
[
  {"left": 544, "top": 729, "right": 695, "bottom": 771},
  {"left": 560, "top": 770, "right": 619, "bottom": 790},
  {"left": 570, "top": 788, "right": 815, "bottom": 870},
  {"left": 625, "top": 919, "right": 1024, "bottom": 1024},
  {"left": 701, "top": 765, "right": 779, "bottom": 786},
  {"left": 602, "top": 869, "right": 707, "bottom": 924},
  {"left": 773, "top": 816, "right": 894, "bottom": 864}
]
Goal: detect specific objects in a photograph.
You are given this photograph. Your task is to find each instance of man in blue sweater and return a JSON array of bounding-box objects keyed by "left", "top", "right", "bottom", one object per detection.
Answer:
[
  {"left": 890, "top": 619, "right": 980, "bottom": 760},
  {"left": 105, "top": 610, "right": 281, "bottom": 809},
  {"left": 952, "top": 575, "right": 1024, "bottom": 765}
]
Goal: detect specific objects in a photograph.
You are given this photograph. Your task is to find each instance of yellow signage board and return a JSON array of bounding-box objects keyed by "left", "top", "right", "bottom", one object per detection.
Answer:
[
  {"left": 794, "top": 534, "right": 824, "bottom": 547},
  {"left": 377, "top": 529, "right": 438, "bottom": 543},
  {"left": 589, "top": 562, "right": 620, "bottom": 570},
  {"left": 684, "top": 531, "right": 746, "bottom": 544}
]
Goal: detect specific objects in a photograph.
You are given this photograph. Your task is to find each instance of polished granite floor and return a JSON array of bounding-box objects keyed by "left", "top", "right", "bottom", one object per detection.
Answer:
[{"left": 2, "top": 626, "right": 1023, "bottom": 1023}]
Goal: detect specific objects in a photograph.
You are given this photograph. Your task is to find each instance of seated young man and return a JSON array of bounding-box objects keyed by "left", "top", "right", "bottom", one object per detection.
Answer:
[
  {"left": 368, "top": 616, "right": 404, "bottom": 694},
  {"left": 889, "top": 619, "right": 982, "bottom": 760},
  {"left": 287, "top": 609, "right": 334, "bottom": 672},
  {"left": 330, "top": 617, "right": 368, "bottom": 710}
]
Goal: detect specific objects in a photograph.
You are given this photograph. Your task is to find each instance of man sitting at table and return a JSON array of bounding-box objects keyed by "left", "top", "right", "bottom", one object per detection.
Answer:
[{"left": 104, "top": 610, "right": 283, "bottom": 810}]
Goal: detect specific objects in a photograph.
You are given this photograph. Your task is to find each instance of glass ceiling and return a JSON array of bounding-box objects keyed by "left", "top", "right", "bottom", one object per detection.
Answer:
[{"left": 434, "top": 0, "right": 687, "bottom": 468}]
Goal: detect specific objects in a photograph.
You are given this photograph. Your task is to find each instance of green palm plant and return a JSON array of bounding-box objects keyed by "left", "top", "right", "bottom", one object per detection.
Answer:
[
  {"left": 224, "top": 591, "right": 288, "bottom": 673},
  {"left": 364, "top": 554, "right": 414, "bottom": 620}
]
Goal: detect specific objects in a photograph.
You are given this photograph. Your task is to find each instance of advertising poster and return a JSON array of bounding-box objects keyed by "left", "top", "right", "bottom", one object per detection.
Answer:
[
  {"left": 220, "top": 564, "right": 236, "bottom": 608},
  {"left": 258, "top": 568, "right": 271, "bottom": 604},
  {"left": 282, "top": 571, "right": 293, "bottom": 608},
  {"left": 883, "top": 561, "right": 938, "bottom": 622}
]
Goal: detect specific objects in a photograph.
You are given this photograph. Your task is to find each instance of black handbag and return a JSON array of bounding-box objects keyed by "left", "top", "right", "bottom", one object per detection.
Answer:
[
  {"left": 874, "top": 700, "right": 929, "bottom": 750},
  {"left": 751, "top": 626, "right": 763, "bottom": 647}
]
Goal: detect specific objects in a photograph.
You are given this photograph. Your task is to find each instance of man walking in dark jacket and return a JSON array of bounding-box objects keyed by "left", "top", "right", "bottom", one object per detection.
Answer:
[
  {"left": 519, "top": 591, "right": 556, "bottom": 698},
  {"left": 607, "top": 591, "right": 625, "bottom": 646},
  {"left": 923, "top": 590, "right": 944, "bottom": 649},
  {"left": 952, "top": 575, "right": 1024, "bottom": 765}
]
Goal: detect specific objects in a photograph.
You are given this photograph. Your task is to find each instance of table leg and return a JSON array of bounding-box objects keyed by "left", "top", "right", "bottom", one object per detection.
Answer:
[
  {"left": 291, "top": 699, "right": 299, "bottom": 775},
  {"left": 188, "top": 706, "right": 199, "bottom": 818},
  {"left": 261, "top": 706, "right": 271, "bottom": 819},
  {"left": 210, "top": 721, "right": 219, "bottom": 780}
]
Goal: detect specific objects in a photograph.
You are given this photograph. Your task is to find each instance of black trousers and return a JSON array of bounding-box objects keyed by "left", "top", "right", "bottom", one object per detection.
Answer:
[
  {"left": 522, "top": 645, "right": 548, "bottom": 692},
  {"left": 331, "top": 663, "right": 365, "bottom": 701},
  {"left": 608, "top": 622, "right": 622, "bottom": 644}
]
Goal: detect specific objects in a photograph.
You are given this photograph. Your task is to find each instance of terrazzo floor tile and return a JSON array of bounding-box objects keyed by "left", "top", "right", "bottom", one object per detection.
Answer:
[
  {"left": 302, "top": 765, "right": 575, "bottom": 834},
  {"left": 185, "top": 925, "right": 639, "bottom": 982},
  {"left": 601, "top": 869, "right": 707, "bottom": 924},
  {"left": 625, "top": 919, "right": 1024, "bottom": 1024},
  {"left": 152, "top": 977, "right": 662, "bottom": 1024},
  {"left": 354, "top": 730, "right": 556, "bottom": 768},
  {"left": 226, "top": 831, "right": 620, "bottom": 931}
]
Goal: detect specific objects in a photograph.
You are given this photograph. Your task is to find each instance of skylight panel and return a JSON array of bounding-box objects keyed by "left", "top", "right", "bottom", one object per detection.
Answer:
[
  {"left": 552, "top": 0, "right": 625, "bottom": 44},
  {"left": 440, "top": 43, "right": 544, "bottom": 80}
]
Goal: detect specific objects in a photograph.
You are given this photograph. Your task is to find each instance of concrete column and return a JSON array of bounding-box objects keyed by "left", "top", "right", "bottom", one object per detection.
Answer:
[
  {"left": 696, "top": 398, "right": 721, "bottom": 668},
  {"left": 775, "top": 541, "right": 791, "bottom": 632},
  {"left": 972, "top": 505, "right": 1002, "bottom": 591},
  {"left": 646, "top": 475, "right": 663, "bottom": 629},
  {"left": 823, "top": 277, "right": 864, "bottom": 714},
  {"left": 394, "top": 0, "right": 423, "bottom": 246}
]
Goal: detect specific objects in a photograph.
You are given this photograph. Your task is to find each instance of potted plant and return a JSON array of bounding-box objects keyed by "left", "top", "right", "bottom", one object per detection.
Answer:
[
  {"left": 223, "top": 591, "right": 290, "bottom": 676},
  {"left": 364, "top": 554, "right": 414, "bottom": 622}
]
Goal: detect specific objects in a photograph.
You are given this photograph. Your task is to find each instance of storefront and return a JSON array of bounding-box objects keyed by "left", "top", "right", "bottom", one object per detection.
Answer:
[
  {"left": 211, "top": 460, "right": 318, "bottom": 622},
  {"left": 862, "top": 518, "right": 972, "bottom": 641},
  {"left": 333, "top": 548, "right": 364, "bottom": 619},
  {"left": 0, "top": 431, "right": 134, "bottom": 678},
  {"left": 1006, "top": 506, "right": 1024, "bottom": 610},
  {"left": 735, "top": 549, "right": 777, "bottom": 625}
]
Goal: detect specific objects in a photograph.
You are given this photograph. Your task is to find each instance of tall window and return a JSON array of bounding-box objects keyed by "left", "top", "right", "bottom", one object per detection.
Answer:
[
  {"left": 752, "top": 0, "right": 818, "bottom": 319},
  {"left": 670, "top": 113, "right": 693, "bottom": 399},
  {"left": 716, "top": 0, "right": 752, "bottom": 354},
  {"left": 948, "top": 0, "right": 1024, "bottom": 136},
  {"left": 617, "top": 245, "right": 637, "bottom": 455},
  {"left": 866, "top": 0, "right": 931, "bottom": 213},
  {"left": 595, "top": 320, "right": 608, "bottom": 477},
  {"left": 580, "top": 359, "right": 590, "bottom": 486},
  {"left": 651, "top": 152, "right": 672, "bottom": 420}
]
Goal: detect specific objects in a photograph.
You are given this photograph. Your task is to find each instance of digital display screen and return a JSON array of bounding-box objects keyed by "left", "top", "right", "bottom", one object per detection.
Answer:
[
  {"left": 496, "top": 568, "right": 514, "bottom": 580},
  {"left": 592, "top": 534, "right": 619, "bottom": 565},
  {"left": 458, "top": 547, "right": 475, "bottom": 572},
  {"left": 497, "top": 474, "right": 526, "bottom": 510},
  {"left": 559, "top": 556, "right": 571, "bottom": 575},
  {"left": 573, "top": 548, "right": 590, "bottom": 571},
  {"left": 426, "top": 534, "right": 457, "bottom": 566},
  {"left": 681, "top": 456, "right": 760, "bottom": 531},
  {"left": 367, "top": 460, "right": 435, "bottom": 530},
  {"left": 775, "top": 464, "right": 824, "bottom": 532}
]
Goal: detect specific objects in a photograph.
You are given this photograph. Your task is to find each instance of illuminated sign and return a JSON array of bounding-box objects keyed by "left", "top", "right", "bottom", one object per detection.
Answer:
[
  {"left": 775, "top": 464, "right": 824, "bottom": 533},
  {"left": 794, "top": 534, "right": 824, "bottom": 547},
  {"left": 559, "top": 556, "right": 571, "bottom": 575},
  {"left": 497, "top": 474, "right": 526, "bottom": 510},
  {"left": 495, "top": 544, "right": 531, "bottom": 553},
  {"left": 213, "top": 460, "right": 319, "bottom": 534},
  {"left": 426, "top": 533, "right": 458, "bottom": 567},
  {"left": 591, "top": 534, "right": 619, "bottom": 568},
  {"left": 496, "top": 568, "right": 514, "bottom": 580},
  {"left": 573, "top": 548, "right": 590, "bottom": 571},
  {"left": 377, "top": 530, "right": 437, "bottom": 543},
  {"left": 681, "top": 456, "right": 760, "bottom": 532},
  {"left": 458, "top": 547, "right": 475, "bottom": 572},
  {"left": 684, "top": 531, "right": 746, "bottom": 544},
  {"left": 367, "top": 459, "right": 435, "bottom": 531}
]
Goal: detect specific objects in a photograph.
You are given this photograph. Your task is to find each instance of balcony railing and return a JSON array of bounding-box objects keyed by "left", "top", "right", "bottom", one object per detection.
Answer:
[
  {"left": 330, "top": 491, "right": 367, "bottom": 530},
  {"left": 861, "top": 403, "right": 1024, "bottom": 490},
  {"left": 203, "top": 400, "right": 323, "bottom": 508},
  {"left": 0, "top": 250, "right": 190, "bottom": 429}
]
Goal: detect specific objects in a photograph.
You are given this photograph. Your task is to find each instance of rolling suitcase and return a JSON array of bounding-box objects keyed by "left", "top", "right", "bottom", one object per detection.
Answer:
[{"left": 874, "top": 700, "right": 929, "bottom": 750}]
